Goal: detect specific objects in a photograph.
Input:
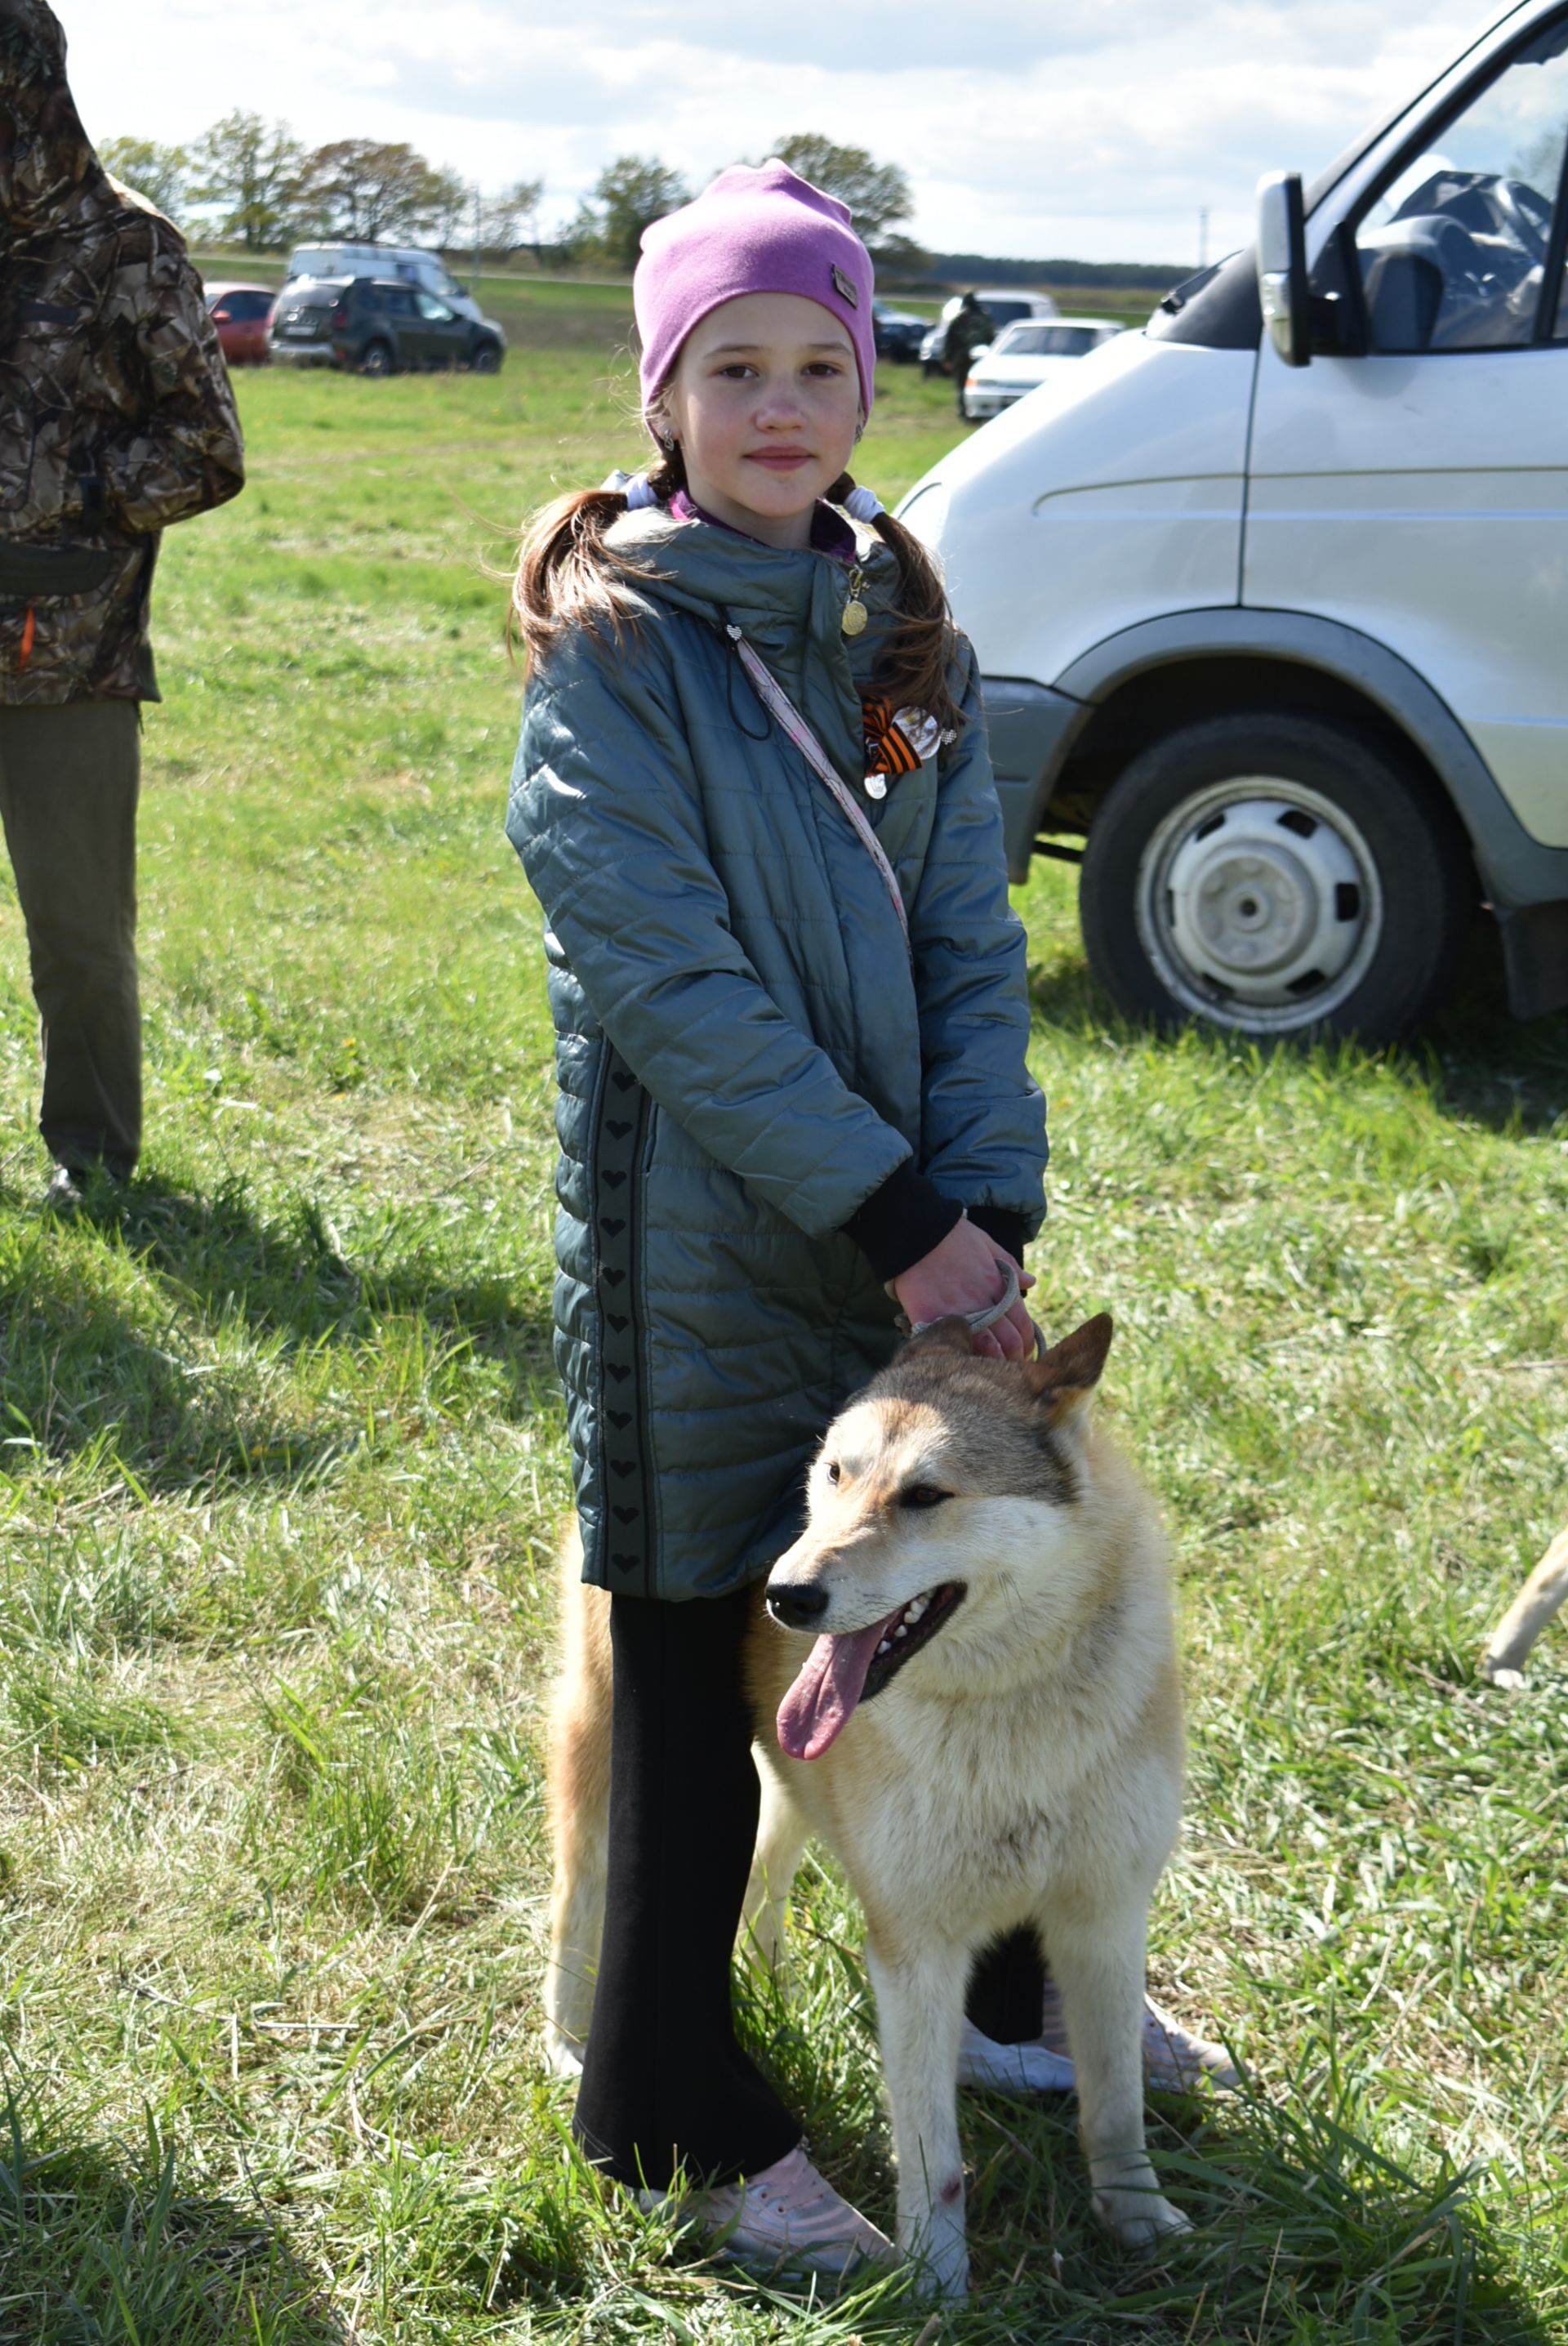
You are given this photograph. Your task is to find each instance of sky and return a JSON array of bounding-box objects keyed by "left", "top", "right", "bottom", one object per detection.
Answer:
[{"left": 58, "top": 0, "right": 1502, "bottom": 264}]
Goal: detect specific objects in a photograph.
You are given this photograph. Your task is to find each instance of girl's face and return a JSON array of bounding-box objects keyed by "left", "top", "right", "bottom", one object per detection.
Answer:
[{"left": 657, "top": 292, "right": 862, "bottom": 552}]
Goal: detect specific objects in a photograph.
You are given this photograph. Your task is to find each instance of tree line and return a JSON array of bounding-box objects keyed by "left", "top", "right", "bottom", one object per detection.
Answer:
[
  {"left": 100, "top": 120, "right": 920, "bottom": 270},
  {"left": 564, "top": 140, "right": 920, "bottom": 272},
  {"left": 101, "top": 115, "right": 541, "bottom": 255}
]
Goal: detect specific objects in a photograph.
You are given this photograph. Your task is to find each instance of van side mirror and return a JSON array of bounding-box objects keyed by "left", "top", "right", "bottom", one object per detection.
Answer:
[{"left": 1257, "top": 172, "right": 1310, "bottom": 367}]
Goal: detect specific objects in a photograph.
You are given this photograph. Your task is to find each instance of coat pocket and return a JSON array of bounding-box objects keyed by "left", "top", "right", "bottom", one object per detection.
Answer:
[{"left": 0, "top": 546, "right": 118, "bottom": 600}]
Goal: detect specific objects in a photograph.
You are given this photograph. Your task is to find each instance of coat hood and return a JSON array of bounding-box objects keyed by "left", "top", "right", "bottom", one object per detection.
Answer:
[{"left": 0, "top": 0, "right": 113, "bottom": 237}]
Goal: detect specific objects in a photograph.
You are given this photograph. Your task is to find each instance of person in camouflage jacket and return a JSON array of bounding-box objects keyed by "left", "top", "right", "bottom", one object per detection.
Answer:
[{"left": 0, "top": 0, "right": 244, "bottom": 1193}]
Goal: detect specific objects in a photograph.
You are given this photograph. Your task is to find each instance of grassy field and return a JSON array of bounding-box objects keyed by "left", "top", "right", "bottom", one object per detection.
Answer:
[{"left": 1, "top": 305, "right": 1566, "bottom": 2345}]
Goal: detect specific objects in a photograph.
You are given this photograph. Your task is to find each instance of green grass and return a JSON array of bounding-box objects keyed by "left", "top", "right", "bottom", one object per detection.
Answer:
[{"left": 0, "top": 322, "right": 1566, "bottom": 2343}]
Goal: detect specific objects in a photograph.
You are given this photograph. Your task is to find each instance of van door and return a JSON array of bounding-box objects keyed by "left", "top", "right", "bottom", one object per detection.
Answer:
[{"left": 1244, "top": 11, "right": 1568, "bottom": 848}]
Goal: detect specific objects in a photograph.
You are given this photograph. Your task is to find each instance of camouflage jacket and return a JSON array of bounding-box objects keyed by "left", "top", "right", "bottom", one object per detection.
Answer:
[{"left": 0, "top": 0, "right": 245, "bottom": 703}]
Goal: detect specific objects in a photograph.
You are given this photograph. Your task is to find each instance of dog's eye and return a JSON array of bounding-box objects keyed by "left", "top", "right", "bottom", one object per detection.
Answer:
[
  {"left": 902, "top": 1484, "right": 951, "bottom": 1510},
  {"left": 826, "top": 1460, "right": 841, "bottom": 1485}
]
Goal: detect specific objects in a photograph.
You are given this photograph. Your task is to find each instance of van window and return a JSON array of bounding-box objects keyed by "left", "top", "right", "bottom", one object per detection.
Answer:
[
  {"left": 1353, "top": 16, "right": 1568, "bottom": 350},
  {"left": 288, "top": 249, "right": 349, "bottom": 282},
  {"left": 390, "top": 256, "right": 462, "bottom": 297}
]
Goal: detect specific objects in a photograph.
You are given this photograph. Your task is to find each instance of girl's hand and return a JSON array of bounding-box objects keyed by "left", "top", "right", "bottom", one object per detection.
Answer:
[{"left": 891, "top": 1217, "right": 1037, "bottom": 1361}]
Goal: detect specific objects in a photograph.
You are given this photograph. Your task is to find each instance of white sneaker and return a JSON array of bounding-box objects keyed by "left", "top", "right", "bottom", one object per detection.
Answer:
[
  {"left": 639, "top": 2140, "right": 894, "bottom": 2277},
  {"left": 959, "top": 1990, "right": 1238, "bottom": 2095},
  {"left": 1140, "top": 1996, "right": 1239, "bottom": 2091}
]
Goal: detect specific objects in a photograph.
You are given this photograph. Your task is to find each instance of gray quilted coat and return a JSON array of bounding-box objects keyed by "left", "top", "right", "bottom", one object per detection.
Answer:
[{"left": 508, "top": 506, "right": 1047, "bottom": 1600}]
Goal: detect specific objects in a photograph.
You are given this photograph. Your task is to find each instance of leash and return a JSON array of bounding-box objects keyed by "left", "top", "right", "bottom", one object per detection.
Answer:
[
  {"left": 898, "top": 1255, "right": 1020, "bottom": 1336},
  {"left": 724, "top": 623, "right": 912, "bottom": 961},
  {"left": 894, "top": 1251, "right": 1048, "bottom": 1358}
]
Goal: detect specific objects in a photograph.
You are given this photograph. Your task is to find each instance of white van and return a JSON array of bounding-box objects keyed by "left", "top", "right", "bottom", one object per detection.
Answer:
[
  {"left": 283, "top": 244, "right": 486, "bottom": 328},
  {"left": 902, "top": 0, "right": 1568, "bottom": 1039}
]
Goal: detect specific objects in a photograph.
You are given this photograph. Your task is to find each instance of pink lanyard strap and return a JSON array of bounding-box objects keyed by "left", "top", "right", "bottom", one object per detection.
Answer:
[{"left": 725, "top": 623, "right": 912, "bottom": 959}]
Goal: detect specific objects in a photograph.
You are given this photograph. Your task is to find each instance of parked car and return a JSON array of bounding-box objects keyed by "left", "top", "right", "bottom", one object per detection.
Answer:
[
  {"left": 268, "top": 277, "right": 506, "bottom": 375},
  {"left": 920, "top": 288, "right": 1059, "bottom": 374},
  {"left": 204, "top": 282, "right": 274, "bottom": 367},
  {"left": 283, "top": 243, "right": 488, "bottom": 327},
  {"left": 872, "top": 300, "right": 928, "bottom": 363},
  {"left": 898, "top": 0, "right": 1568, "bottom": 1041},
  {"left": 960, "top": 318, "right": 1123, "bottom": 420}
]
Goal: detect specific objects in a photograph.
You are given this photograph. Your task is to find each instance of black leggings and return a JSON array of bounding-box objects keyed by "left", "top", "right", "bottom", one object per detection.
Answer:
[{"left": 572, "top": 1590, "right": 1047, "bottom": 2191}]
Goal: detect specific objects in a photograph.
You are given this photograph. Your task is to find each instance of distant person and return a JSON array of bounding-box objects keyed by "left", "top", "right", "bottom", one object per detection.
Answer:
[
  {"left": 942, "top": 289, "right": 990, "bottom": 412},
  {"left": 0, "top": 0, "right": 244, "bottom": 1206}
]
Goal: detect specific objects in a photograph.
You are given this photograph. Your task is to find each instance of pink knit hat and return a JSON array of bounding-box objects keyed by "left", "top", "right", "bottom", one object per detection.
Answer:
[{"left": 635, "top": 161, "right": 877, "bottom": 415}]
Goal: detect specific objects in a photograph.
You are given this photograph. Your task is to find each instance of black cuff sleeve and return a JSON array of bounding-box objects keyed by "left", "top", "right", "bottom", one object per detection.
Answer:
[
  {"left": 965, "top": 1205, "right": 1031, "bottom": 1267},
  {"left": 840, "top": 1160, "right": 964, "bottom": 1284}
]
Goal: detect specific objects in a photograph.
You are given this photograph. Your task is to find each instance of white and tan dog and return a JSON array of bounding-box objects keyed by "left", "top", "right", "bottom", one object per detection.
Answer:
[{"left": 546, "top": 1312, "right": 1191, "bottom": 2297}]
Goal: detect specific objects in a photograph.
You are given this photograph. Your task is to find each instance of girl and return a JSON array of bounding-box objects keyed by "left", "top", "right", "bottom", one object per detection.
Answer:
[{"left": 508, "top": 163, "right": 1217, "bottom": 2273}]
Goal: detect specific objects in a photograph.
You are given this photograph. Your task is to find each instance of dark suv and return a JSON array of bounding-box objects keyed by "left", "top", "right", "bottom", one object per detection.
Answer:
[{"left": 268, "top": 277, "right": 506, "bottom": 375}]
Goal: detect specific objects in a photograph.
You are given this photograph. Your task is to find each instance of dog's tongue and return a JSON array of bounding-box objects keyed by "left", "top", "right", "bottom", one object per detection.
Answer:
[{"left": 777, "top": 1615, "right": 895, "bottom": 1761}]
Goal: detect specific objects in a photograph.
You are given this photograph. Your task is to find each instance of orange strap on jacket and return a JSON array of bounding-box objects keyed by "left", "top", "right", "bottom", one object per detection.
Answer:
[
  {"left": 18, "top": 606, "right": 35, "bottom": 671},
  {"left": 862, "top": 698, "right": 921, "bottom": 781}
]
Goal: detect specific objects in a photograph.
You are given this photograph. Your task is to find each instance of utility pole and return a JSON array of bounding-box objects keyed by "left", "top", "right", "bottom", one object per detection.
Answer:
[
  {"left": 472, "top": 181, "right": 482, "bottom": 294},
  {"left": 1199, "top": 206, "right": 1209, "bottom": 268}
]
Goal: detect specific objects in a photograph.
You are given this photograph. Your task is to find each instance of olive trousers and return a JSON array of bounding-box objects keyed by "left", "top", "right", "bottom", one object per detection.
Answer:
[{"left": 0, "top": 701, "right": 141, "bottom": 1177}]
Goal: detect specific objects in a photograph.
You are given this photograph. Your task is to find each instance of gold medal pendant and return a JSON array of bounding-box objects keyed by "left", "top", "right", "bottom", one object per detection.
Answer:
[{"left": 841, "top": 566, "right": 868, "bottom": 637}]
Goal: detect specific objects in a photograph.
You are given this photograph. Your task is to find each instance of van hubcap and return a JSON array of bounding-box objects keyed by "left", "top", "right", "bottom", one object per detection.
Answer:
[{"left": 1136, "top": 780, "right": 1383, "bottom": 1029}]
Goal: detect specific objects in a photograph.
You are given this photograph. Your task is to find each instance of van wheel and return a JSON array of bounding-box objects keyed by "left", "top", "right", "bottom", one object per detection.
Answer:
[
  {"left": 1078, "top": 712, "right": 1469, "bottom": 1043},
  {"left": 360, "top": 341, "right": 394, "bottom": 377},
  {"left": 469, "top": 341, "right": 502, "bottom": 374}
]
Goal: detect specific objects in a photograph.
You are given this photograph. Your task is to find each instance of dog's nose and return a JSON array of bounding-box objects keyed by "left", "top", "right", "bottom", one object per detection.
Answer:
[{"left": 767, "top": 1581, "right": 831, "bottom": 1630}]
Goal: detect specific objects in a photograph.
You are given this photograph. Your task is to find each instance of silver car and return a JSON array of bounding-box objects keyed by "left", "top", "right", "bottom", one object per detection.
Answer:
[
  {"left": 960, "top": 319, "right": 1122, "bottom": 421},
  {"left": 919, "top": 288, "right": 1059, "bottom": 374}
]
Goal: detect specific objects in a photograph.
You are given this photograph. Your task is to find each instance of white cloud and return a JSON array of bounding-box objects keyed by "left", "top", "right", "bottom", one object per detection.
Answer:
[{"left": 58, "top": 0, "right": 1490, "bottom": 260}]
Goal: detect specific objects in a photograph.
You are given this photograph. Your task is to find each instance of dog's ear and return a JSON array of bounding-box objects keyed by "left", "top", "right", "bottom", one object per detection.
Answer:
[
  {"left": 897, "top": 1315, "right": 976, "bottom": 1362},
  {"left": 1022, "top": 1313, "right": 1113, "bottom": 1423}
]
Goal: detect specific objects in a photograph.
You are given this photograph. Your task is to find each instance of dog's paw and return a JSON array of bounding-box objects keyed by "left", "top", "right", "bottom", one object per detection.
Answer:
[
  {"left": 904, "top": 2246, "right": 969, "bottom": 2301},
  {"left": 898, "top": 2214, "right": 969, "bottom": 2301},
  {"left": 542, "top": 2027, "right": 586, "bottom": 2080},
  {"left": 1094, "top": 2190, "right": 1191, "bottom": 2249},
  {"left": 1479, "top": 1656, "right": 1527, "bottom": 1689}
]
